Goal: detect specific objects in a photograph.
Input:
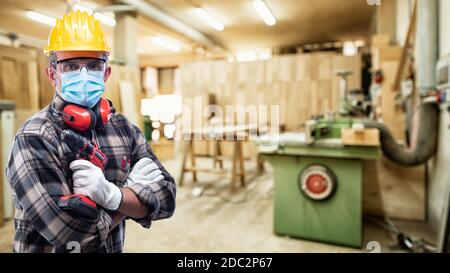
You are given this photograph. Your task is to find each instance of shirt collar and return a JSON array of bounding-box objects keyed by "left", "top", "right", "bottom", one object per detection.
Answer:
[
  {"left": 48, "top": 93, "right": 67, "bottom": 127},
  {"left": 52, "top": 93, "right": 66, "bottom": 112}
]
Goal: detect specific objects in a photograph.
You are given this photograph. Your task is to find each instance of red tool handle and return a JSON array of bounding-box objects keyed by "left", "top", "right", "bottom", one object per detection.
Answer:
[
  {"left": 79, "top": 143, "right": 107, "bottom": 171},
  {"left": 57, "top": 194, "right": 98, "bottom": 219},
  {"left": 60, "top": 194, "right": 97, "bottom": 208}
]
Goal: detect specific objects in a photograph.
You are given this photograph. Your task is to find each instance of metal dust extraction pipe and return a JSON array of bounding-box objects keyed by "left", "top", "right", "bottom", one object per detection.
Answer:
[
  {"left": 362, "top": 0, "right": 440, "bottom": 166},
  {"left": 416, "top": 0, "right": 438, "bottom": 96},
  {"left": 362, "top": 101, "right": 439, "bottom": 166}
]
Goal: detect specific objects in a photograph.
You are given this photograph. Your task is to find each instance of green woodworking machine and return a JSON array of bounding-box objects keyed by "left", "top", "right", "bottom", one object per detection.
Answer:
[{"left": 255, "top": 115, "right": 380, "bottom": 248}]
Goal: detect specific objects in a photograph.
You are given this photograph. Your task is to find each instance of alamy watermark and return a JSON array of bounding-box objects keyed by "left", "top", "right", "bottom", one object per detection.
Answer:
[
  {"left": 179, "top": 96, "right": 280, "bottom": 142},
  {"left": 67, "top": 241, "right": 80, "bottom": 253},
  {"left": 366, "top": 241, "right": 381, "bottom": 253}
]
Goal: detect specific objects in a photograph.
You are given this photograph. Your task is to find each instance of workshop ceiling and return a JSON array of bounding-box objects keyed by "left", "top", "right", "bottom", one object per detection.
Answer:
[
  {"left": 144, "top": 0, "right": 374, "bottom": 50},
  {"left": 0, "top": 0, "right": 115, "bottom": 46},
  {"left": 0, "top": 0, "right": 196, "bottom": 57},
  {"left": 0, "top": 0, "right": 373, "bottom": 65}
]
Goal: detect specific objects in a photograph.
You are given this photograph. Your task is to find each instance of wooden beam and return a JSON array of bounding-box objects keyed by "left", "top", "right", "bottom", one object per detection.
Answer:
[
  {"left": 139, "top": 52, "right": 206, "bottom": 68},
  {"left": 377, "top": 0, "right": 396, "bottom": 43},
  {"left": 393, "top": 0, "right": 417, "bottom": 92}
]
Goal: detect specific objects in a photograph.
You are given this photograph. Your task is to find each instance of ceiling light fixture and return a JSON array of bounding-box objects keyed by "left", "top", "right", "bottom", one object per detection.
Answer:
[
  {"left": 72, "top": 4, "right": 93, "bottom": 15},
  {"left": 93, "top": 12, "right": 116, "bottom": 27},
  {"left": 151, "top": 36, "right": 182, "bottom": 52},
  {"left": 343, "top": 41, "right": 357, "bottom": 56},
  {"left": 72, "top": 4, "right": 116, "bottom": 27},
  {"left": 25, "top": 11, "right": 56, "bottom": 26},
  {"left": 194, "top": 7, "right": 224, "bottom": 31},
  {"left": 252, "top": 0, "right": 276, "bottom": 26}
]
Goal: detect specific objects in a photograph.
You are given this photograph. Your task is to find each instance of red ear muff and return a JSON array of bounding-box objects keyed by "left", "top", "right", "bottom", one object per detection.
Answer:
[
  {"left": 93, "top": 98, "right": 113, "bottom": 130},
  {"left": 62, "top": 104, "right": 96, "bottom": 132},
  {"left": 99, "top": 98, "right": 112, "bottom": 126},
  {"left": 57, "top": 98, "right": 113, "bottom": 132}
]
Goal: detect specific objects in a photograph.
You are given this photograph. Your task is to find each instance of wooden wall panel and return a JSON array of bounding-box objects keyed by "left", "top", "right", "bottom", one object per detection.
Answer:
[
  {"left": 0, "top": 45, "right": 39, "bottom": 111},
  {"left": 363, "top": 157, "right": 426, "bottom": 221},
  {"left": 178, "top": 53, "right": 362, "bottom": 133},
  {"left": 380, "top": 61, "right": 405, "bottom": 142}
]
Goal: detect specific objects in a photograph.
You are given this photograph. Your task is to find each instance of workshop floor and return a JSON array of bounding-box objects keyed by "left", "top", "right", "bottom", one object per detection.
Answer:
[{"left": 0, "top": 157, "right": 434, "bottom": 253}]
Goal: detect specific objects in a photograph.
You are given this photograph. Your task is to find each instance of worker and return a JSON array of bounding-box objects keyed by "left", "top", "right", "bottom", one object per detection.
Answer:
[{"left": 5, "top": 11, "right": 176, "bottom": 253}]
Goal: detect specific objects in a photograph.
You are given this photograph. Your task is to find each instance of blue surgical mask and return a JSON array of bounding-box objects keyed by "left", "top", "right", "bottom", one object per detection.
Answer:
[{"left": 58, "top": 67, "right": 105, "bottom": 108}]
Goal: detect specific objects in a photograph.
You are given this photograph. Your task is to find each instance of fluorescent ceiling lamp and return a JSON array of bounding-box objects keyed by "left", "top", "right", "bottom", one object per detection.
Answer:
[
  {"left": 72, "top": 4, "right": 116, "bottom": 27},
  {"left": 25, "top": 11, "right": 56, "bottom": 26},
  {"left": 93, "top": 12, "right": 116, "bottom": 26},
  {"left": 343, "top": 41, "right": 357, "bottom": 56},
  {"left": 252, "top": 0, "right": 276, "bottom": 26},
  {"left": 151, "top": 36, "right": 182, "bottom": 52},
  {"left": 194, "top": 7, "right": 224, "bottom": 31},
  {"left": 72, "top": 4, "right": 93, "bottom": 15}
]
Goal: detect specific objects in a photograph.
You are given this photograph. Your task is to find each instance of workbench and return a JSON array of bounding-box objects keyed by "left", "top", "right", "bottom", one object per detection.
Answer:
[{"left": 179, "top": 125, "right": 264, "bottom": 191}]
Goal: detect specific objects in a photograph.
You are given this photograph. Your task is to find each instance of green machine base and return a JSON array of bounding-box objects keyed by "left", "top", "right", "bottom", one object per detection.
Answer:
[{"left": 262, "top": 143, "right": 380, "bottom": 248}]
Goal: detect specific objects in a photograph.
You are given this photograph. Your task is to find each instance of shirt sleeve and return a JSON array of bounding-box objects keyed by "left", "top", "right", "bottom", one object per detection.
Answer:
[
  {"left": 125, "top": 124, "right": 176, "bottom": 228},
  {"left": 6, "top": 132, "right": 113, "bottom": 252}
]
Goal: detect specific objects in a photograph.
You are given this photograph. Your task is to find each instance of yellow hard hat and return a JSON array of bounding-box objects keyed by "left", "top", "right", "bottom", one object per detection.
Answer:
[{"left": 44, "top": 10, "right": 111, "bottom": 56}]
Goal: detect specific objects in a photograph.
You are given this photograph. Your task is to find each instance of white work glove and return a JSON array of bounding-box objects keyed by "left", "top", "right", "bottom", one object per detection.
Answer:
[
  {"left": 126, "top": 157, "right": 165, "bottom": 187},
  {"left": 70, "top": 160, "right": 122, "bottom": 211}
]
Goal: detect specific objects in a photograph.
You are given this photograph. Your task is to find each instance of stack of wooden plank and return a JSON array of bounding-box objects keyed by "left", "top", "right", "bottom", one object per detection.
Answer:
[{"left": 177, "top": 52, "right": 362, "bottom": 156}]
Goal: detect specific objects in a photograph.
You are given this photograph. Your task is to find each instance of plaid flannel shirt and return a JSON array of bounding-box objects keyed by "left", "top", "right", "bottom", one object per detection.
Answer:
[{"left": 6, "top": 95, "right": 176, "bottom": 253}]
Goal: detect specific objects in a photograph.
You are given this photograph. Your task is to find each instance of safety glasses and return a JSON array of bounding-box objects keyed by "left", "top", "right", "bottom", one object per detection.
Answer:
[{"left": 55, "top": 58, "right": 107, "bottom": 73}]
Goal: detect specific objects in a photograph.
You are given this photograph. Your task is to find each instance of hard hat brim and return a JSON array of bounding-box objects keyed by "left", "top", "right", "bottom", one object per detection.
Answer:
[{"left": 44, "top": 48, "right": 111, "bottom": 56}]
